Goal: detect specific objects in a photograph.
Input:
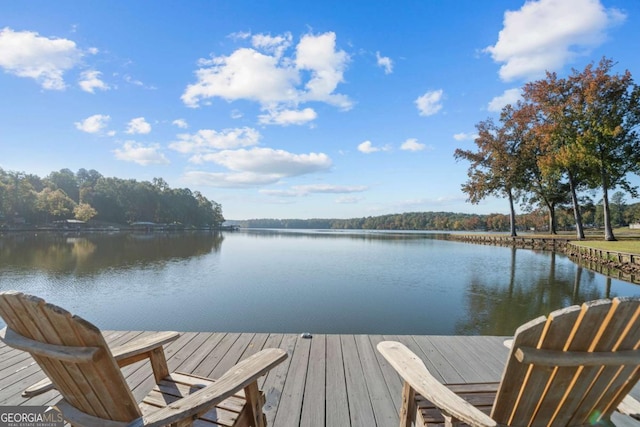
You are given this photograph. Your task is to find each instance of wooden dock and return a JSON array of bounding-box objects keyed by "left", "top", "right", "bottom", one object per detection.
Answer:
[{"left": 1, "top": 331, "right": 639, "bottom": 426}]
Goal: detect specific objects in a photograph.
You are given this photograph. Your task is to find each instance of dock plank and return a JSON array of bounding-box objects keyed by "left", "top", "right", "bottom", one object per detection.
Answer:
[
  {"left": 256, "top": 334, "right": 285, "bottom": 425},
  {"left": 263, "top": 334, "right": 297, "bottom": 426},
  {"left": 0, "top": 331, "right": 638, "bottom": 426},
  {"left": 354, "top": 334, "right": 397, "bottom": 426},
  {"left": 299, "top": 334, "right": 325, "bottom": 427},
  {"left": 325, "top": 334, "right": 350, "bottom": 427},
  {"left": 273, "top": 336, "right": 311, "bottom": 427},
  {"left": 341, "top": 334, "right": 377, "bottom": 427}
]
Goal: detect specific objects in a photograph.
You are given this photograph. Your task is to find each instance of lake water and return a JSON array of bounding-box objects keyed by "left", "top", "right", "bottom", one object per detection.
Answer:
[{"left": 1, "top": 229, "right": 638, "bottom": 335}]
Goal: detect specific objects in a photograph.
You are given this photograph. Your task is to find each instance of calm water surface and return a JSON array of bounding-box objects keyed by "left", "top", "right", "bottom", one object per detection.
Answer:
[{"left": 1, "top": 229, "right": 638, "bottom": 335}]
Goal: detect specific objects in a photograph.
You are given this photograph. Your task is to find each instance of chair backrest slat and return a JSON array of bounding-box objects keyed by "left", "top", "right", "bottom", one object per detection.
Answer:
[
  {"left": 565, "top": 298, "right": 640, "bottom": 425},
  {"left": 527, "top": 299, "right": 618, "bottom": 425},
  {"left": 491, "top": 297, "right": 640, "bottom": 426},
  {"left": 489, "top": 313, "right": 548, "bottom": 424},
  {"left": 509, "top": 304, "right": 584, "bottom": 424},
  {"left": 0, "top": 292, "right": 141, "bottom": 423}
]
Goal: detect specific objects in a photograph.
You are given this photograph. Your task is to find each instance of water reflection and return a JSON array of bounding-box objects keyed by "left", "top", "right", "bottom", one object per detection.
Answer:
[
  {"left": 456, "top": 248, "right": 618, "bottom": 335},
  {"left": 243, "top": 228, "right": 450, "bottom": 241},
  {"left": 0, "top": 231, "right": 223, "bottom": 276},
  {"left": 0, "top": 230, "right": 637, "bottom": 334}
]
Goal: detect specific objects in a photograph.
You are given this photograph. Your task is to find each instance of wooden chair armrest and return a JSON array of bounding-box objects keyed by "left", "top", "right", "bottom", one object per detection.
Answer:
[
  {"left": 377, "top": 341, "right": 498, "bottom": 427},
  {"left": 21, "top": 331, "right": 180, "bottom": 397},
  {"left": 111, "top": 331, "right": 180, "bottom": 366},
  {"left": 0, "top": 327, "right": 99, "bottom": 362},
  {"left": 130, "top": 348, "right": 288, "bottom": 427}
]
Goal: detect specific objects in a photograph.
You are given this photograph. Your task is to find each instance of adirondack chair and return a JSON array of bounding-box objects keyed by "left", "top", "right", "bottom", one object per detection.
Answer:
[
  {"left": 0, "top": 291, "right": 287, "bottom": 427},
  {"left": 378, "top": 297, "right": 640, "bottom": 426}
]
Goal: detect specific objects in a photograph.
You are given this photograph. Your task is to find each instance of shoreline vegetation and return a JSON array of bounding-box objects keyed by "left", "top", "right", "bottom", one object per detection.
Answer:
[{"left": 2, "top": 161, "right": 639, "bottom": 283}]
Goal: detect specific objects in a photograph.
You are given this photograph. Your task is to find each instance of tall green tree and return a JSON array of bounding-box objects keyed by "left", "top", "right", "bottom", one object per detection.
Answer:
[
  {"left": 523, "top": 71, "right": 589, "bottom": 239},
  {"left": 455, "top": 114, "right": 526, "bottom": 237},
  {"left": 0, "top": 170, "right": 38, "bottom": 222},
  {"left": 47, "top": 168, "right": 79, "bottom": 203},
  {"left": 76, "top": 168, "right": 102, "bottom": 203},
  {"left": 505, "top": 102, "right": 570, "bottom": 234},
  {"left": 609, "top": 191, "right": 627, "bottom": 227},
  {"left": 570, "top": 58, "right": 640, "bottom": 240},
  {"left": 36, "top": 188, "right": 76, "bottom": 221}
]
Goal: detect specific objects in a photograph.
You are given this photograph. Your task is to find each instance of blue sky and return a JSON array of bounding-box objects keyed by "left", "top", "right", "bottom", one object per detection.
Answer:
[{"left": 1, "top": 0, "right": 639, "bottom": 220}]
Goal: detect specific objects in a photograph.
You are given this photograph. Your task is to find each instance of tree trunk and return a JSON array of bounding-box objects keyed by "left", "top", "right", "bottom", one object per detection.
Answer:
[
  {"left": 567, "top": 171, "right": 585, "bottom": 239},
  {"left": 508, "top": 190, "right": 517, "bottom": 237},
  {"left": 601, "top": 175, "right": 616, "bottom": 241},
  {"left": 546, "top": 201, "right": 557, "bottom": 234}
]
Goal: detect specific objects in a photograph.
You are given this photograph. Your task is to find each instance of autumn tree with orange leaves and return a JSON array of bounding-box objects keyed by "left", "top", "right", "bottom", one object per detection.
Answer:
[
  {"left": 457, "top": 58, "right": 640, "bottom": 240},
  {"left": 523, "top": 58, "right": 640, "bottom": 240},
  {"left": 454, "top": 110, "right": 527, "bottom": 237}
]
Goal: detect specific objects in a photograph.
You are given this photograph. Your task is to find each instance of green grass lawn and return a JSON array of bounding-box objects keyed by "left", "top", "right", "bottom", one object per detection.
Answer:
[
  {"left": 570, "top": 240, "right": 640, "bottom": 255},
  {"left": 520, "top": 227, "right": 640, "bottom": 255},
  {"left": 567, "top": 228, "right": 640, "bottom": 255}
]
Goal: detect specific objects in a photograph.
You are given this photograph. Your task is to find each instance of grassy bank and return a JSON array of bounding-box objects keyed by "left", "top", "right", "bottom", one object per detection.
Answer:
[{"left": 534, "top": 227, "right": 640, "bottom": 255}]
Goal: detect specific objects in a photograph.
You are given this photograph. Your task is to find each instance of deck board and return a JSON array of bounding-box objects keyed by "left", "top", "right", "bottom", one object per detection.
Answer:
[
  {"left": 300, "top": 334, "right": 326, "bottom": 427},
  {"left": 325, "top": 334, "right": 350, "bottom": 427},
  {"left": 0, "top": 331, "right": 638, "bottom": 426}
]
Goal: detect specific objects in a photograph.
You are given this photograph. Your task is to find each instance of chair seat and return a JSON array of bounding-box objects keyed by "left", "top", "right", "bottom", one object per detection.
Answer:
[
  {"left": 139, "top": 372, "right": 264, "bottom": 427},
  {"left": 416, "top": 382, "right": 499, "bottom": 426}
]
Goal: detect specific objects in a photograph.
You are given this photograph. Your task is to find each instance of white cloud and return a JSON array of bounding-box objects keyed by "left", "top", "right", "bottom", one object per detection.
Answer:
[
  {"left": 182, "top": 31, "right": 352, "bottom": 114},
  {"left": 487, "top": 88, "right": 522, "bottom": 112},
  {"left": 126, "top": 117, "right": 152, "bottom": 134},
  {"left": 357, "top": 141, "right": 376, "bottom": 153},
  {"left": 183, "top": 171, "right": 282, "bottom": 188},
  {"left": 228, "top": 31, "right": 251, "bottom": 41},
  {"left": 296, "top": 32, "right": 351, "bottom": 109},
  {"left": 260, "top": 184, "right": 368, "bottom": 197},
  {"left": 357, "top": 140, "right": 391, "bottom": 154},
  {"left": 298, "top": 184, "right": 367, "bottom": 193},
  {"left": 376, "top": 51, "right": 393, "bottom": 74},
  {"left": 75, "top": 114, "right": 111, "bottom": 134},
  {"left": 79, "top": 70, "right": 109, "bottom": 93},
  {"left": 251, "top": 32, "right": 292, "bottom": 58},
  {"left": 183, "top": 47, "right": 299, "bottom": 107},
  {"left": 113, "top": 141, "right": 170, "bottom": 165},
  {"left": 485, "top": 0, "right": 626, "bottom": 81},
  {"left": 0, "top": 27, "right": 85, "bottom": 90},
  {"left": 415, "top": 89, "right": 444, "bottom": 116},
  {"left": 180, "top": 148, "right": 333, "bottom": 188},
  {"left": 200, "top": 148, "right": 332, "bottom": 177},
  {"left": 169, "top": 127, "right": 261, "bottom": 155},
  {"left": 172, "top": 118, "right": 188, "bottom": 129},
  {"left": 258, "top": 107, "right": 317, "bottom": 126},
  {"left": 400, "top": 138, "right": 426, "bottom": 151},
  {"left": 453, "top": 132, "right": 479, "bottom": 141}
]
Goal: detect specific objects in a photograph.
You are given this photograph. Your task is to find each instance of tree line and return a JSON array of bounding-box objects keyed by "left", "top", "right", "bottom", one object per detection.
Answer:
[
  {"left": 0, "top": 168, "right": 225, "bottom": 228},
  {"left": 455, "top": 58, "right": 640, "bottom": 241},
  {"left": 235, "top": 199, "right": 639, "bottom": 231}
]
